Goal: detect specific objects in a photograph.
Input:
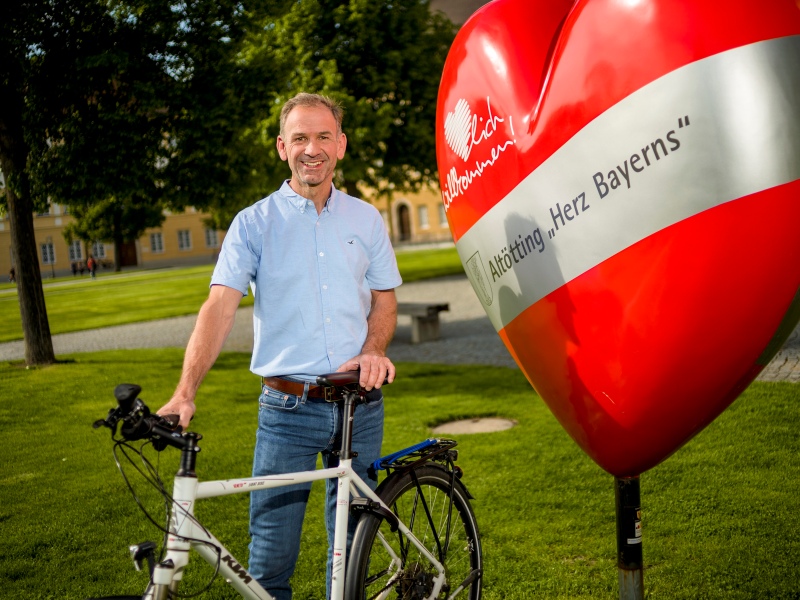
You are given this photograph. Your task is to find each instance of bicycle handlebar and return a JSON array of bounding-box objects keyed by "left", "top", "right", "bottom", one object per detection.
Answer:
[
  {"left": 93, "top": 383, "right": 190, "bottom": 451},
  {"left": 94, "top": 370, "right": 389, "bottom": 450}
]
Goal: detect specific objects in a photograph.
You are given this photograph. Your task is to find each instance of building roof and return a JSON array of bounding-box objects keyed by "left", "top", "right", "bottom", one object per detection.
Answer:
[{"left": 430, "top": 0, "right": 490, "bottom": 25}]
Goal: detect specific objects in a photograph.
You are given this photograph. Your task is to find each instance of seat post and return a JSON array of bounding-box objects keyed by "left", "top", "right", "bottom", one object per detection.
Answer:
[{"left": 339, "top": 391, "right": 358, "bottom": 461}]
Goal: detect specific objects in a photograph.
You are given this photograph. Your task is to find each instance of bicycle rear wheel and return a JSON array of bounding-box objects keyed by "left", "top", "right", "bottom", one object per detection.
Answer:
[{"left": 345, "top": 464, "right": 482, "bottom": 600}]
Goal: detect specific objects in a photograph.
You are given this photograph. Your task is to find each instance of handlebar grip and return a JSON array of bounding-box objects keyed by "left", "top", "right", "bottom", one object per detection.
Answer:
[{"left": 150, "top": 422, "right": 187, "bottom": 451}]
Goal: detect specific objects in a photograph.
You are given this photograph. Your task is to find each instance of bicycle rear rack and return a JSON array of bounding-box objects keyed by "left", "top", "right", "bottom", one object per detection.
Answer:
[{"left": 372, "top": 438, "right": 459, "bottom": 473}]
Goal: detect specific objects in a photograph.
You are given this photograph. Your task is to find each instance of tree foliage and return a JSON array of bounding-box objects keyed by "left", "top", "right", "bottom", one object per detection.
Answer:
[{"left": 248, "top": 0, "right": 457, "bottom": 201}]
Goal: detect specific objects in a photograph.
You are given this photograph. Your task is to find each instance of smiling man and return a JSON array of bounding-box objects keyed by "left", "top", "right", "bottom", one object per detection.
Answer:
[{"left": 157, "top": 92, "right": 402, "bottom": 599}]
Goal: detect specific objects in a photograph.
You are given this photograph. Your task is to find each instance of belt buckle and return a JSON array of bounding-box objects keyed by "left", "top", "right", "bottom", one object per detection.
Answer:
[{"left": 324, "top": 386, "right": 335, "bottom": 401}]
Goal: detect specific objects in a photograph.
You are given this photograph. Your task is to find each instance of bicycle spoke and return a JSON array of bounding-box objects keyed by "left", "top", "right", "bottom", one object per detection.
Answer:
[{"left": 346, "top": 465, "right": 482, "bottom": 600}]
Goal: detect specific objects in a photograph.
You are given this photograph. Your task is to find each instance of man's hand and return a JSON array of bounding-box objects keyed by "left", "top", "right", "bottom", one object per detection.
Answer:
[
  {"left": 337, "top": 351, "right": 396, "bottom": 391},
  {"left": 156, "top": 395, "right": 196, "bottom": 431}
]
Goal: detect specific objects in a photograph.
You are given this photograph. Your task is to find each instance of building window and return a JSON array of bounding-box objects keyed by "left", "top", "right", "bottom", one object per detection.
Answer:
[
  {"left": 439, "top": 204, "right": 448, "bottom": 227},
  {"left": 178, "top": 229, "right": 192, "bottom": 251},
  {"left": 41, "top": 242, "right": 55, "bottom": 264},
  {"left": 92, "top": 242, "right": 106, "bottom": 259},
  {"left": 204, "top": 229, "right": 219, "bottom": 248},
  {"left": 68, "top": 240, "right": 83, "bottom": 262},
  {"left": 150, "top": 232, "right": 164, "bottom": 253},
  {"left": 418, "top": 205, "right": 430, "bottom": 229}
]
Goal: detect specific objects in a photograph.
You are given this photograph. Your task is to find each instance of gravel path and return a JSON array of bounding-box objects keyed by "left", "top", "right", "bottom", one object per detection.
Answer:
[{"left": 1, "top": 274, "right": 797, "bottom": 381}]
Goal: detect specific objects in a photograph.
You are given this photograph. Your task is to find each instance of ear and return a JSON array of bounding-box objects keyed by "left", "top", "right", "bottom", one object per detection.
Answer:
[
  {"left": 337, "top": 132, "right": 347, "bottom": 160},
  {"left": 276, "top": 135, "right": 288, "bottom": 161}
]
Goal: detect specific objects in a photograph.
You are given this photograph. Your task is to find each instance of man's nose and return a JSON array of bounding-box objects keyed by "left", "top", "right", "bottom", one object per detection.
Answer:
[{"left": 304, "top": 138, "right": 322, "bottom": 155}]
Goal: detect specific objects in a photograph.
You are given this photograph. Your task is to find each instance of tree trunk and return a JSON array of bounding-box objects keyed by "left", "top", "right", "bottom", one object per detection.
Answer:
[{"left": 0, "top": 151, "right": 56, "bottom": 365}]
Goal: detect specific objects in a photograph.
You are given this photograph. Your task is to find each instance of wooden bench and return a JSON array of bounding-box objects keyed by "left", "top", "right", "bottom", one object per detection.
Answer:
[{"left": 397, "top": 302, "right": 450, "bottom": 344}]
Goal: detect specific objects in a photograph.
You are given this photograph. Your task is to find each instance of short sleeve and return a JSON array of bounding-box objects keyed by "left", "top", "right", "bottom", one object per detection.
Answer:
[{"left": 210, "top": 211, "right": 261, "bottom": 296}]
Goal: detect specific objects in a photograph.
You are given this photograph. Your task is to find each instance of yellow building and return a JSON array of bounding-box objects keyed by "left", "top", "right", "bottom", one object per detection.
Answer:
[
  {"left": 0, "top": 203, "right": 226, "bottom": 280},
  {"left": 1, "top": 185, "right": 454, "bottom": 281},
  {"left": 372, "top": 186, "right": 453, "bottom": 246}
]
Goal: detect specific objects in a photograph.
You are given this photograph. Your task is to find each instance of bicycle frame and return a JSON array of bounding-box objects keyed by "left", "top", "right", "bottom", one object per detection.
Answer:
[{"left": 145, "top": 454, "right": 447, "bottom": 600}]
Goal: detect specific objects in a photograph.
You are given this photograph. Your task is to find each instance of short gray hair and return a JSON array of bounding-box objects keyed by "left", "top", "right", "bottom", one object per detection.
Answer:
[{"left": 280, "top": 93, "right": 344, "bottom": 136}]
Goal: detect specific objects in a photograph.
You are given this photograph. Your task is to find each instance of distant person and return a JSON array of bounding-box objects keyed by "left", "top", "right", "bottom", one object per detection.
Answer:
[
  {"left": 79, "top": 262, "right": 86, "bottom": 276},
  {"left": 9, "top": 267, "right": 15, "bottom": 283},
  {"left": 87, "top": 256, "right": 97, "bottom": 279},
  {"left": 71, "top": 262, "right": 78, "bottom": 277}
]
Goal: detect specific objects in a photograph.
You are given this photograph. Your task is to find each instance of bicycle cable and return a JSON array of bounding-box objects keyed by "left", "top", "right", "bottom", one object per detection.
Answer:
[{"left": 110, "top": 436, "right": 224, "bottom": 598}]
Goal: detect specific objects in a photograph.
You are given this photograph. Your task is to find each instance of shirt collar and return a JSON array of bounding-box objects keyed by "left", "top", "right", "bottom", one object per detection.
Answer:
[{"left": 280, "top": 180, "right": 337, "bottom": 213}]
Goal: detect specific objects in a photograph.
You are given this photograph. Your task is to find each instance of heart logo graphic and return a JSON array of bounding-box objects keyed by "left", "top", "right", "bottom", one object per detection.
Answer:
[
  {"left": 443, "top": 99, "right": 473, "bottom": 161},
  {"left": 436, "top": 0, "right": 800, "bottom": 477}
]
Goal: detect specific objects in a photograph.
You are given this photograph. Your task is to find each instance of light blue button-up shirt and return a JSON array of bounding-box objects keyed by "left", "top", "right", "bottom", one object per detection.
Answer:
[{"left": 211, "top": 181, "right": 402, "bottom": 380}]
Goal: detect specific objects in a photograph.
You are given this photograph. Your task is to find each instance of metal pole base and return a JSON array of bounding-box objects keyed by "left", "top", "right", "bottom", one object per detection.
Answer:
[
  {"left": 615, "top": 476, "right": 643, "bottom": 600},
  {"left": 618, "top": 566, "right": 644, "bottom": 600}
]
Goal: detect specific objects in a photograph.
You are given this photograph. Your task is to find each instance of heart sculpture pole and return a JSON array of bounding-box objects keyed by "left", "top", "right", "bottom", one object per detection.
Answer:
[{"left": 436, "top": 0, "right": 800, "bottom": 597}]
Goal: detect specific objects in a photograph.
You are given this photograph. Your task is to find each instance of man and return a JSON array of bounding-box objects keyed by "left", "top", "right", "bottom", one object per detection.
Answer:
[{"left": 157, "top": 92, "right": 401, "bottom": 599}]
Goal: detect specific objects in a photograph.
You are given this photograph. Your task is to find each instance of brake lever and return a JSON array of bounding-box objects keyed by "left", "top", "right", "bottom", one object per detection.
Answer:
[{"left": 160, "top": 413, "right": 182, "bottom": 431}]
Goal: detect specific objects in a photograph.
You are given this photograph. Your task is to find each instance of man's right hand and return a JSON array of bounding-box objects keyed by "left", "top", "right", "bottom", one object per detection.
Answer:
[{"left": 156, "top": 396, "right": 196, "bottom": 431}]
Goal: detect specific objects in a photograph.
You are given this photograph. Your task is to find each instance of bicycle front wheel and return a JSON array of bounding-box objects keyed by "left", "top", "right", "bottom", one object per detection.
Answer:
[{"left": 346, "top": 464, "right": 482, "bottom": 600}]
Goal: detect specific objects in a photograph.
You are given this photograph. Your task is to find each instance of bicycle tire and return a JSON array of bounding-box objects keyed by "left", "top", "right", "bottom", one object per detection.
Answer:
[
  {"left": 85, "top": 596, "right": 142, "bottom": 599},
  {"left": 345, "top": 464, "right": 482, "bottom": 600}
]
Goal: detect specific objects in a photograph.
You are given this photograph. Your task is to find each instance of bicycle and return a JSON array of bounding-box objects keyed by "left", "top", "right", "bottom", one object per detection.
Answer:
[{"left": 90, "top": 371, "right": 483, "bottom": 600}]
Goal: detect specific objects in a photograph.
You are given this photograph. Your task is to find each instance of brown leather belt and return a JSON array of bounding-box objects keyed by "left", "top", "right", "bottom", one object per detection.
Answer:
[{"left": 262, "top": 376, "right": 331, "bottom": 399}]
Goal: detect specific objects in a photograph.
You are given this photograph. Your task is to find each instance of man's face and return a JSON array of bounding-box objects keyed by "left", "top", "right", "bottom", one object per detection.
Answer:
[{"left": 277, "top": 105, "right": 347, "bottom": 192}]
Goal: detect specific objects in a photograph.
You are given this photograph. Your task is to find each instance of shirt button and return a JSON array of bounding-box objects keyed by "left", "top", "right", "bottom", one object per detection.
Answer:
[
  {"left": 322, "top": 285, "right": 328, "bottom": 290},
  {"left": 319, "top": 252, "right": 324, "bottom": 257},
  {"left": 325, "top": 317, "right": 331, "bottom": 323}
]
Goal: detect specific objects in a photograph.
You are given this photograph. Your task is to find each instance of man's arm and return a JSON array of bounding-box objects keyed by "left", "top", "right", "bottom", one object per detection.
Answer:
[
  {"left": 337, "top": 288, "right": 398, "bottom": 391},
  {"left": 157, "top": 284, "right": 244, "bottom": 428}
]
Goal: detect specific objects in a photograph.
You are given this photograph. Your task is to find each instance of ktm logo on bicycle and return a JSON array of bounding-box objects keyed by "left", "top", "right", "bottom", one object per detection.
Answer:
[{"left": 221, "top": 554, "right": 252, "bottom": 584}]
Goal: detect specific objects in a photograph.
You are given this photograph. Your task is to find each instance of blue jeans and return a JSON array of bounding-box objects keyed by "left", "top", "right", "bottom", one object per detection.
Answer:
[{"left": 248, "top": 383, "right": 384, "bottom": 600}]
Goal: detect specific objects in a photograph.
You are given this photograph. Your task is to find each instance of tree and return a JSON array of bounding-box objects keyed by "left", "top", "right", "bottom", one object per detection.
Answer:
[
  {"left": 63, "top": 196, "right": 166, "bottom": 269},
  {"left": 152, "top": 0, "right": 293, "bottom": 228},
  {"left": 248, "top": 0, "right": 457, "bottom": 201},
  {"left": 0, "top": 0, "right": 287, "bottom": 362}
]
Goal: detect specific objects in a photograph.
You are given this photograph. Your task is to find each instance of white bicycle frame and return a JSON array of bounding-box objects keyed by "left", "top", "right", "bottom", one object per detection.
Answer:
[{"left": 143, "top": 455, "right": 447, "bottom": 600}]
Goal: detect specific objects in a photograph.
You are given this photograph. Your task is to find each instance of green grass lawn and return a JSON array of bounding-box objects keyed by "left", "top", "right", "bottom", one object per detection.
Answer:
[
  {"left": 1, "top": 351, "right": 798, "bottom": 599},
  {"left": 0, "top": 247, "right": 463, "bottom": 343}
]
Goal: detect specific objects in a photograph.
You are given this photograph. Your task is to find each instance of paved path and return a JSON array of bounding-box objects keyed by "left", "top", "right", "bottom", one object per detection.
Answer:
[{"left": 1, "top": 275, "right": 798, "bottom": 382}]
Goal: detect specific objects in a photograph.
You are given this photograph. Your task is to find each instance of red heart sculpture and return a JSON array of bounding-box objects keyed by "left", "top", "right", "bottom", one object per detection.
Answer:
[{"left": 436, "top": 0, "right": 800, "bottom": 477}]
